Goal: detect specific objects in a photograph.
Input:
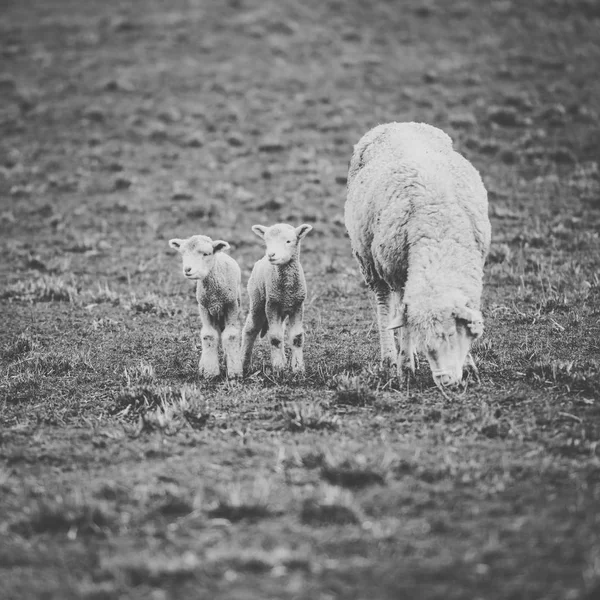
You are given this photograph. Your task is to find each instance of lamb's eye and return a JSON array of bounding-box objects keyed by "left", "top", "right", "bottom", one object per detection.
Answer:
[{"left": 286, "top": 240, "right": 293, "bottom": 244}]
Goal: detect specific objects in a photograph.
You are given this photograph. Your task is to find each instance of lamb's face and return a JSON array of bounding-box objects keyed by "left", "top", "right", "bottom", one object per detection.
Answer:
[
  {"left": 169, "top": 235, "right": 230, "bottom": 280},
  {"left": 251, "top": 223, "right": 313, "bottom": 266}
]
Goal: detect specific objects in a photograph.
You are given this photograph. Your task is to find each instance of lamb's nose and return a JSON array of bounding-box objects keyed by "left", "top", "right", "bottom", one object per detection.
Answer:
[
  {"left": 184, "top": 267, "right": 192, "bottom": 274},
  {"left": 268, "top": 252, "right": 276, "bottom": 259}
]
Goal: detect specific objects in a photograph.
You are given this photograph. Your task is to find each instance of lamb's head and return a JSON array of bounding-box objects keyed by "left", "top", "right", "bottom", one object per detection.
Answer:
[
  {"left": 395, "top": 296, "right": 484, "bottom": 389},
  {"left": 169, "top": 235, "right": 230, "bottom": 280},
  {"left": 251, "top": 223, "right": 313, "bottom": 266}
]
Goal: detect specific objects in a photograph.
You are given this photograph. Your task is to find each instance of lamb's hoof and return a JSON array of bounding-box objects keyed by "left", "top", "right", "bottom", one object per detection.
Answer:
[{"left": 199, "top": 365, "right": 220, "bottom": 379}]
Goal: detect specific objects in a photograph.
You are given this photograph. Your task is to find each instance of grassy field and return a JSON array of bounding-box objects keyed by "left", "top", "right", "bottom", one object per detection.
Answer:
[{"left": 1, "top": 0, "right": 600, "bottom": 598}]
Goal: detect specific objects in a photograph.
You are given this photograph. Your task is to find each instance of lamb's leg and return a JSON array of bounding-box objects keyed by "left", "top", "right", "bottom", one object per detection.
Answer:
[
  {"left": 222, "top": 304, "right": 242, "bottom": 379},
  {"left": 241, "top": 306, "right": 266, "bottom": 374},
  {"left": 198, "top": 308, "right": 220, "bottom": 378},
  {"left": 266, "top": 305, "right": 286, "bottom": 372},
  {"left": 374, "top": 285, "right": 397, "bottom": 368},
  {"left": 288, "top": 306, "right": 305, "bottom": 374}
]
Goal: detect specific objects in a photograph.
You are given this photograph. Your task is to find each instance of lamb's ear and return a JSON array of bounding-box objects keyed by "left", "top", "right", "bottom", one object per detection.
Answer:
[
  {"left": 295, "top": 224, "right": 313, "bottom": 239},
  {"left": 251, "top": 225, "right": 267, "bottom": 239},
  {"left": 212, "top": 240, "right": 230, "bottom": 253},
  {"left": 454, "top": 305, "right": 484, "bottom": 339},
  {"left": 169, "top": 238, "right": 184, "bottom": 251}
]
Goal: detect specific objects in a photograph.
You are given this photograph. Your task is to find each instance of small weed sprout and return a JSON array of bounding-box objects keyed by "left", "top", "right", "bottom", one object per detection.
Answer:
[
  {"left": 208, "top": 477, "right": 276, "bottom": 521},
  {"left": 332, "top": 373, "right": 376, "bottom": 405},
  {"left": 123, "top": 361, "right": 156, "bottom": 386},
  {"left": 282, "top": 401, "right": 339, "bottom": 432},
  {"left": 301, "top": 484, "right": 364, "bottom": 526}
]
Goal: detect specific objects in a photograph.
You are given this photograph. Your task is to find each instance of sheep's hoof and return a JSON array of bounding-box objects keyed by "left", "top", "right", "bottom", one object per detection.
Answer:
[{"left": 381, "top": 356, "right": 397, "bottom": 370}]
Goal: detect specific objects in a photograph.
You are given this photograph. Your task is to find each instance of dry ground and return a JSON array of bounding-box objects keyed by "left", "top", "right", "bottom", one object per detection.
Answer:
[{"left": 1, "top": 0, "right": 600, "bottom": 598}]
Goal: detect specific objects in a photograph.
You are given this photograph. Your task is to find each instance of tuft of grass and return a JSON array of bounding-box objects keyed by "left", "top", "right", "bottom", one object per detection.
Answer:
[
  {"left": 123, "top": 361, "right": 156, "bottom": 386},
  {"left": 2, "top": 275, "right": 79, "bottom": 302},
  {"left": 465, "top": 400, "right": 512, "bottom": 439},
  {"left": 100, "top": 550, "right": 201, "bottom": 586},
  {"left": 123, "top": 293, "right": 180, "bottom": 317},
  {"left": 527, "top": 359, "right": 600, "bottom": 396},
  {"left": 114, "top": 383, "right": 211, "bottom": 436},
  {"left": 331, "top": 373, "right": 376, "bottom": 406},
  {"left": 4, "top": 349, "right": 94, "bottom": 380},
  {"left": 281, "top": 401, "right": 339, "bottom": 432},
  {"left": 208, "top": 477, "right": 278, "bottom": 522},
  {"left": 0, "top": 372, "right": 41, "bottom": 406},
  {"left": 320, "top": 452, "right": 387, "bottom": 489},
  {"left": 86, "top": 282, "right": 122, "bottom": 305},
  {"left": 1, "top": 333, "right": 38, "bottom": 361},
  {"left": 12, "top": 492, "right": 117, "bottom": 538},
  {"left": 301, "top": 484, "right": 364, "bottom": 526}
]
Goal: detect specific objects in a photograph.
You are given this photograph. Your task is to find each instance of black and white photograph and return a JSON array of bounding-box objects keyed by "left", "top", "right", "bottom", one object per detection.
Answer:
[{"left": 1, "top": 0, "right": 599, "bottom": 598}]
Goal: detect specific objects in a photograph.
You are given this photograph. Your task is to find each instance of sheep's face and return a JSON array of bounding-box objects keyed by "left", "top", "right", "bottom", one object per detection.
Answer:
[
  {"left": 251, "top": 223, "right": 313, "bottom": 266},
  {"left": 423, "top": 306, "right": 484, "bottom": 389},
  {"left": 169, "top": 235, "right": 230, "bottom": 280},
  {"left": 395, "top": 301, "right": 483, "bottom": 389}
]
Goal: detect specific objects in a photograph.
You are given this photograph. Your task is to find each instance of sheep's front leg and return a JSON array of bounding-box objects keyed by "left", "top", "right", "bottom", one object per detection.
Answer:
[
  {"left": 397, "top": 325, "right": 416, "bottom": 381},
  {"left": 464, "top": 352, "right": 480, "bottom": 383},
  {"left": 222, "top": 304, "right": 242, "bottom": 379},
  {"left": 241, "top": 305, "right": 266, "bottom": 374},
  {"left": 288, "top": 306, "right": 305, "bottom": 374},
  {"left": 266, "top": 304, "right": 286, "bottom": 372},
  {"left": 198, "top": 308, "right": 221, "bottom": 378},
  {"left": 374, "top": 285, "right": 397, "bottom": 368}
]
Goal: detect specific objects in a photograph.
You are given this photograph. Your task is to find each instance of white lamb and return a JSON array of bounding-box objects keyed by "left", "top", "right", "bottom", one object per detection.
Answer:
[
  {"left": 169, "top": 235, "right": 242, "bottom": 378},
  {"left": 241, "top": 223, "right": 313, "bottom": 374},
  {"left": 345, "top": 122, "right": 491, "bottom": 390}
]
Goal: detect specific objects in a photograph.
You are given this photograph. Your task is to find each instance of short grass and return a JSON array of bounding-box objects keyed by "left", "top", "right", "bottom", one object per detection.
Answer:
[{"left": 1, "top": 0, "right": 600, "bottom": 599}]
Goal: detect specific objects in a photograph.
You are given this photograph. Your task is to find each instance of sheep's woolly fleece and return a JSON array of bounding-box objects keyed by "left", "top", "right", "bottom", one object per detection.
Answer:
[{"left": 345, "top": 121, "right": 491, "bottom": 350}]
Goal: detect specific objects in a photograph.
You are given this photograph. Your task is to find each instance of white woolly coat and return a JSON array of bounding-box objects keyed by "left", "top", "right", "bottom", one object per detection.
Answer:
[
  {"left": 196, "top": 253, "right": 241, "bottom": 330},
  {"left": 345, "top": 122, "right": 491, "bottom": 335}
]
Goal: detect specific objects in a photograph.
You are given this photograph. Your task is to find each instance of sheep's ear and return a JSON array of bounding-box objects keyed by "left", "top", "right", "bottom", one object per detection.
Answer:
[
  {"left": 212, "top": 240, "right": 230, "bottom": 253},
  {"left": 387, "top": 314, "right": 405, "bottom": 331},
  {"left": 387, "top": 304, "right": 406, "bottom": 330},
  {"left": 454, "top": 305, "right": 484, "bottom": 339},
  {"left": 169, "top": 238, "right": 184, "bottom": 251},
  {"left": 252, "top": 225, "right": 267, "bottom": 239},
  {"left": 295, "top": 224, "right": 313, "bottom": 239}
]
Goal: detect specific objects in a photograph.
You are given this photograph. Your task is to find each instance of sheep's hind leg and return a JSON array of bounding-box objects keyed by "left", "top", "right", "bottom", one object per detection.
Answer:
[
  {"left": 374, "top": 285, "right": 397, "bottom": 369},
  {"left": 241, "top": 307, "right": 266, "bottom": 374},
  {"left": 198, "top": 309, "right": 221, "bottom": 378},
  {"left": 288, "top": 307, "right": 305, "bottom": 374}
]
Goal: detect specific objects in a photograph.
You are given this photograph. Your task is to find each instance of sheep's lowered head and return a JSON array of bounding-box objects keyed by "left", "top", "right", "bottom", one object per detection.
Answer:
[
  {"left": 389, "top": 293, "right": 483, "bottom": 389},
  {"left": 169, "top": 235, "right": 230, "bottom": 280},
  {"left": 251, "top": 223, "right": 313, "bottom": 266}
]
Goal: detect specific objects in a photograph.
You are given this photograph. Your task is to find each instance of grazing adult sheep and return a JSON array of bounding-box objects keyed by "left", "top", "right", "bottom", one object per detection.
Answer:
[
  {"left": 241, "top": 223, "right": 313, "bottom": 375},
  {"left": 345, "top": 122, "right": 491, "bottom": 390},
  {"left": 169, "top": 234, "right": 242, "bottom": 378}
]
